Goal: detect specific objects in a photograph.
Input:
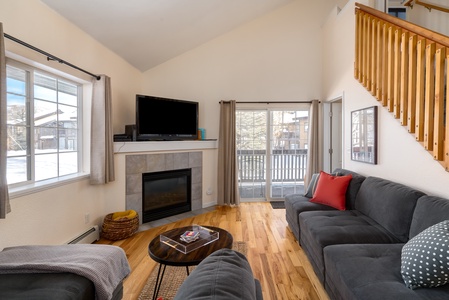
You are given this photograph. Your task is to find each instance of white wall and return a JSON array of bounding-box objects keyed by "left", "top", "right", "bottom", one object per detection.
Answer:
[
  {"left": 142, "top": 0, "right": 337, "bottom": 138},
  {"left": 141, "top": 0, "right": 336, "bottom": 203},
  {"left": 321, "top": 0, "right": 449, "bottom": 199},
  {"left": 407, "top": 0, "right": 449, "bottom": 36},
  {"left": 0, "top": 0, "right": 142, "bottom": 249}
]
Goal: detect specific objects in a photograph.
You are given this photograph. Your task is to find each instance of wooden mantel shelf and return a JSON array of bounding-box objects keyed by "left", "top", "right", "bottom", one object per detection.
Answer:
[{"left": 114, "top": 140, "right": 218, "bottom": 154}]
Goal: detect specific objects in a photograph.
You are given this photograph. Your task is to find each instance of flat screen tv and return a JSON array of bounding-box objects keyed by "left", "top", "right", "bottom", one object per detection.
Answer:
[{"left": 136, "top": 94, "right": 199, "bottom": 141}]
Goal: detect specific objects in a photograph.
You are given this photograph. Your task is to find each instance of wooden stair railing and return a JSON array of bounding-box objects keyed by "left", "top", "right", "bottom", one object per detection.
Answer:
[{"left": 355, "top": 2, "right": 449, "bottom": 171}]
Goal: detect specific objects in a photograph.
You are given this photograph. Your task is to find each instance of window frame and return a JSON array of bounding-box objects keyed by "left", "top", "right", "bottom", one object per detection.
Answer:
[{"left": 6, "top": 58, "right": 89, "bottom": 198}]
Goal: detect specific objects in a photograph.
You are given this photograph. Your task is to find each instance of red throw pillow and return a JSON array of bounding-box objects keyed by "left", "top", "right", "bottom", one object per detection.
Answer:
[{"left": 310, "top": 171, "right": 352, "bottom": 210}]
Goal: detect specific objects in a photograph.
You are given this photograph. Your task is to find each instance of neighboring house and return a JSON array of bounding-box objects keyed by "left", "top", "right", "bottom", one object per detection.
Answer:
[
  {"left": 0, "top": 0, "right": 448, "bottom": 249},
  {"left": 273, "top": 116, "right": 308, "bottom": 150},
  {"left": 8, "top": 108, "right": 77, "bottom": 151}
]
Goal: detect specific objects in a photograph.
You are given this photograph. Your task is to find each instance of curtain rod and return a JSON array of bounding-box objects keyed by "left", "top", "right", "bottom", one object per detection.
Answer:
[
  {"left": 4, "top": 33, "right": 101, "bottom": 80},
  {"left": 219, "top": 100, "right": 317, "bottom": 104}
]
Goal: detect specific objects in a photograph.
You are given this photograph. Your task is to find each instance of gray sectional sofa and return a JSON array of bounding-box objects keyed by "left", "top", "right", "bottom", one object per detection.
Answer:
[
  {"left": 174, "top": 248, "right": 263, "bottom": 300},
  {"left": 285, "top": 169, "right": 449, "bottom": 299}
]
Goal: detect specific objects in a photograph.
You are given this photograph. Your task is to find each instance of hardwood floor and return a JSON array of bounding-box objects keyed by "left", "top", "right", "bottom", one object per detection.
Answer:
[{"left": 97, "top": 202, "right": 325, "bottom": 300}]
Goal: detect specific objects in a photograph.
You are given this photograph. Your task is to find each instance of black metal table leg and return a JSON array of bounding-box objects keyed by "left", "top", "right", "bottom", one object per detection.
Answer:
[{"left": 152, "top": 263, "right": 167, "bottom": 300}]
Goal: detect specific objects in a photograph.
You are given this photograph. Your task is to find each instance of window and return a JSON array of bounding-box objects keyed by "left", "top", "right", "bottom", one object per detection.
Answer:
[
  {"left": 6, "top": 60, "right": 82, "bottom": 186},
  {"left": 388, "top": 8, "right": 406, "bottom": 20},
  {"left": 236, "top": 108, "right": 309, "bottom": 200}
]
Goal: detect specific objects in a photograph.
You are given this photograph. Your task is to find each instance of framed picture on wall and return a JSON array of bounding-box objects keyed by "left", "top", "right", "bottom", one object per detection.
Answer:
[{"left": 351, "top": 106, "right": 378, "bottom": 164}]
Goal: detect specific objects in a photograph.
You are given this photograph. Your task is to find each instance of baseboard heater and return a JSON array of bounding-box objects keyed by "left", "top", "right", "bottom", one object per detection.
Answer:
[{"left": 66, "top": 225, "right": 100, "bottom": 244}]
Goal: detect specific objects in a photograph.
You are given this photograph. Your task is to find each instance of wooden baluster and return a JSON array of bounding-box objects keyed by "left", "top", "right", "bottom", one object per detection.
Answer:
[
  {"left": 359, "top": 12, "right": 365, "bottom": 83},
  {"left": 400, "top": 31, "right": 409, "bottom": 126},
  {"left": 387, "top": 26, "right": 395, "bottom": 112},
  {"left": 408, "top": 35, "right": 417, "bottom": 133},
  {"left": 363, "top": 14, "right": 369, "bottom": 87},
  {"left": 361, "top": 13, "right": 366, "bottom": 85},
  {"left": 415, "top": 39, "right": 426, "bottom": 142},
  {"left": 355, "top": 9, "right": 360, "bottom": 80},
  {"left": 424, "top": 42, "right": 436, "bottom": 151},
  {"left": 446, "top": 53, "right": 449, "bottom": 171},
  {"left": 381, "top": 23, "right": 389, "bottom": 106},
  {"left": 366, "top": 15, "right": 372, "bottom": 89},
  {"left": 371, "top": 17, "right": 377, "bottom": 95},
  {"left": 376, "top": 20, "right": 384, "bottom": 101},
  {"left": 433, "top": 47, "right": 445, "bottom": 161},
  {"left": 393, "top": 28, "right": 402, "bottom": 119}
]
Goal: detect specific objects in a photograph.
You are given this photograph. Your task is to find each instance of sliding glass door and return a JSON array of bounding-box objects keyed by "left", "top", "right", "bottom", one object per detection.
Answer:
[{"left": 236, "top": 107, "right": 309, "bottom": 201}]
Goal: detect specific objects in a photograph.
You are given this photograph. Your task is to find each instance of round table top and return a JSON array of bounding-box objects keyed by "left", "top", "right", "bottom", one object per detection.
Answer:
[{"left": 148, "top": 225, "right": 233, "bottom": 267}]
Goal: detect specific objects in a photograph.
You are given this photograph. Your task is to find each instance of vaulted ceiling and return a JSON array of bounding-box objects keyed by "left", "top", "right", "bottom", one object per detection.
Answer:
[
  {"left": 39, "top": 1, "right": 404, "bottom": 73},
  {"left": 40, "top": 0, "right": 299, "bottom": 72}
]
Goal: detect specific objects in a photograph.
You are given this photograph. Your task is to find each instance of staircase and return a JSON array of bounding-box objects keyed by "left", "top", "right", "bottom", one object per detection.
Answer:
[{"left": 355, "top": 2, "right": 449, "bottom": 171}]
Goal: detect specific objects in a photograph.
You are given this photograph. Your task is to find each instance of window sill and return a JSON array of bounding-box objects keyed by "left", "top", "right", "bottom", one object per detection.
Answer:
[{"left": 8, "top": 172, "right": 90, "bottom": 199}]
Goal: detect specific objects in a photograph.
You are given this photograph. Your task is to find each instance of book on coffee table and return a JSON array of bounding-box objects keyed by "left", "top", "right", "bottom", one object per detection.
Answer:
[
  {"left": 160, "top": 225, "right": 219, "bottom": 254},
  {"left": 180, "top": 231, "right": 200, "bottom": 243}
]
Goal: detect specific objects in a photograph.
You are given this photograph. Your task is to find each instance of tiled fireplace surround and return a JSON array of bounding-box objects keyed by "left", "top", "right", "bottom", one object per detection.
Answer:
[{"left": 125, "top": 151, "right": 203, "bottom": 224}]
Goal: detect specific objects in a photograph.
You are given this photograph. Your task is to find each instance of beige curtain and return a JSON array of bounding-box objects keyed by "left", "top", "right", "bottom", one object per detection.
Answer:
[
  {"left": 0, "top": 23, "right": 11, "bottom": 218},
  {"left": 90, "top": 75, "right": 115, "bottom": 185},
  {"left": 304, "top": 99, "right": 320, "bottom": 189},
  {"left": 217, "top": 100, "right": 240, "bottom": 206}
]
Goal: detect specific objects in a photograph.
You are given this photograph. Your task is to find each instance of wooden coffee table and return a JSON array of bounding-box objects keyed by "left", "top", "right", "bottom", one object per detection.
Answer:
[{"left": 148, "top": 225, "right": 233, "bottom": 300}]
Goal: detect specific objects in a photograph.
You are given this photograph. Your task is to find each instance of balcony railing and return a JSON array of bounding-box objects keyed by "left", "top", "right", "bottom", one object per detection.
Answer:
[{"left": 237, "top": 149, "right": 307, "bottom": 182}]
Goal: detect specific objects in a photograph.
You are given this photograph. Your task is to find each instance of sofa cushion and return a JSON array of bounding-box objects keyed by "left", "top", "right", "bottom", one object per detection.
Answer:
[
  {"left": 310, "top": 171, "right": 352, "bottom": 210},
  {"left": 409, "top": 196, "right": 449, "bottom": 239},
  {"left": 174, "top": 249, "right": 259, "bottom": 300},
  {"left": 299, "top": 210, "right": 399, "bottom": 283},
  {"left": 324, "top": 244, "right": 449, "bottom": 300},
  {"left": 285, "top": 194, "right": 336, "bottom": 241},
  {"left": 332, "top": 168, "right": 366, "bottom": 209},
  {"left": 401, "top": 220, "right": 449, "bottom": 289},
  {"left": 355, "top": 176, "right": 425, "bottom": 242}
]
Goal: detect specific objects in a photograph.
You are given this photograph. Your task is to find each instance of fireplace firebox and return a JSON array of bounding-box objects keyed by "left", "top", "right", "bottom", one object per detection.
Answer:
[{"left": 142, "top": 168, "right": 192, "bottom": 223}]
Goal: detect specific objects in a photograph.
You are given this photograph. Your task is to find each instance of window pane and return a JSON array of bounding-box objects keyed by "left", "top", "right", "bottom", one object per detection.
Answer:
[
  {"left": 7, "top": 157, "right": 28, "bottom": 184},
  {"left": 58, "top": 80, "right": 78, "bottom": 106},
  {"left": 236, "top": 110, "right": 267, "bottom": 200},
  {"left": 58, "top": 91, "right": 77, "bottom": 106},
  {"left": 7, "top": 66, "right": 26, "bottom": 94},
  {"left": 35, "top": 127, "right": 57, "bottom": 153},
  {"left": 34, "top": 73, "right": 57, "bottom": 102},
  {"left": 269, "top": 110, "right": 308, "bottom": 198},
  {"left": 35, "top": 153, "right": 57, "bottom": 181},
  {"left": 7, "top": 125, "right": 28, "bottom": 154},
  {"left": 34, "top": 85, "right": 57, "bottom": 102},
  {"left": 7, "top": 94, "right": 27, "bottom": 124},
  {"left": 59, "top": 104, "right": 78, "bottom": 128},
  {"left": 59, "top": 152, "right": 78, "bottom": 176},
  {"left": 59, "top": 128, "right": 77, "bottom": 151},
  {"left": 34, "top": 99, "right": 58, "bottom": 127}
]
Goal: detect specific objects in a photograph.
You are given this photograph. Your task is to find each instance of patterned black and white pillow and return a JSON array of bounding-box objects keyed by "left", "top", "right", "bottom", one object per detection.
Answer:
[{"left": 401, "top": 220, "right": 449, "bottom": 289}]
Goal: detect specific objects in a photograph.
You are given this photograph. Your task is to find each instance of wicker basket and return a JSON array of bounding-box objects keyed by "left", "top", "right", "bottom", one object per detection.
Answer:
[{"left": 101, "top": 212, "right": 139, "bottom": 241}]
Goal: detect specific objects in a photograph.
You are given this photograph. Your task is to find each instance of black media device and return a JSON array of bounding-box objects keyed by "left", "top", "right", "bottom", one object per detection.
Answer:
[{"left": 136, "top": 94, "right": 199, "bottom": 141}]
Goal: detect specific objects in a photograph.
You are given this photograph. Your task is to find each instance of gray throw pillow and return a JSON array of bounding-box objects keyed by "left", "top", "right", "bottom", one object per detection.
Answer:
[
  {"left": 401, "top": 220, "right": 449, "bottom": 289},
  {"left": 304, "top": 173, "right": 320, "bottom": 198}
]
